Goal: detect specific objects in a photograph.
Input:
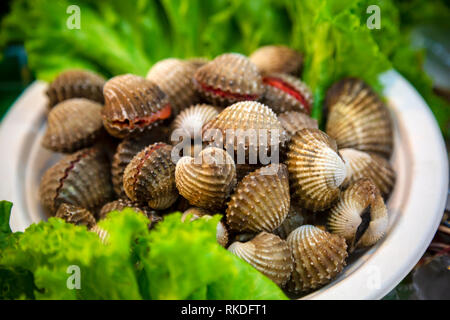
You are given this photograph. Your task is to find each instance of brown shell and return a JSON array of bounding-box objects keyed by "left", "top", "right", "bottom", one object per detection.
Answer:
[
  {"left": 98, "top": 199, "right": 162, "bottom": 228},
  {"left": 286, "top": 129, "right": 346, "bottom": 212},
  {"left": 262, "top": 73, "right": 313, "bottom": 114},
  {"left": 123, "top": 142, "right": 177, "bottom": 210},
  {"left": 278, "top": 111, "right": 318, "bottom": 142},
  {"left": 325, "top": 78, "right": 393, "bottom": 157},
  {"left": 42, "top": 98, "right": 104, "bottom": 153},
  {"left": 286, "top": 225, "right": 348, "bottom": 293},
  {"left": 340, "top": 148, "right": 395, "bottom": 196},
  {"left": 55, "top": 203, "right": 96, "bottom": 229},
  {"left": 235, "top": 163, "right": 262, "bottom": 181},
  {"left": 101, "top": 74, "right": 172, "bottom": 138},
  {"left": 226, "top": 164, "right": 290, "bottom": 232},
  {"left": 249, "top": 46, "right": 303, "bottom": 76},
  {"left": 175, "top": 147, "right": 237, "bottom": 211},
  {"left": 228, "top": 232, "right": 294, "bottom": 286},
  {"left": 146, "top": 58, "right": 199, "bottom": 116},
  {"left": 194, "top": 53, "right": 264, "bottom": 106},
  {"left": 46, "top": 69, "right": 105, "bottom": 108},
  {"left": 186, "top": 57, "right": 210, "bottom": 69},
  {"left": 273, "top": 204, "right": 309, "bottom": 239},
  {"left": 39, "top": 147, "right": 113, "bottom": 216}
]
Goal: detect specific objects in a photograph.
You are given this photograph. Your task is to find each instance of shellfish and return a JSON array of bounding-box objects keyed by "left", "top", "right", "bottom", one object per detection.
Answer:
[
  {"left": 273, "top": 204, "right": 309, "bottom": 239},
  {"left": 55, "top": 203, "right": 97, "bottom": 229},
  {"left": 325, "top": 78, "right": 393, "bottom": 157},
  {"left": 228, "top": 232, "right": 294, "bottom": 286},
  {"left": 286, "top": 128, "right": 346, "bottom": 211},
  {"left": 278, "top": 111, "right": 318, "bottom": 142},
  {"left": 181, "top": 210, "right": 229, "bottom": 248},
  {"left": 286, "top": 225, "right": 348, "bottom": 292},
  {"left": 249, "top": 45, "right": 303, "bottom": 76},
  {"left": 98, "top": 199, "right": 162, "bottom": 228},
  {"left": 194, "top": 53, "right": 264, "bottom": 106},
  {"left": 42, "top": 98, "right": 104, "bottom": 153},
  {"left": 226, "top": 164, "right": 290, "bottom": 232},
  {"left": 101, "top": 74, "right": 171, "bottom": 138}
]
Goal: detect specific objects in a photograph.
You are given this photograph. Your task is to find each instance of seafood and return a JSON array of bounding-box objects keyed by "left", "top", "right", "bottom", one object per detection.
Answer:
[
  {"left": 55, "top": 203, "right": 96, "bottom": 229},
  {"left": 278, "top": 111, "right": 318, "bottom": 142},
  {"left": 273, "top": 204, "right": 309, "bottom": 239},
  {"left": 181, "top": 209, "right": 229, "bottom": 247},
  {"left": 249, "top": 45, "right": 303, "bottom": 76},
  {"left": 98, "top": 199, "right": 162, "bottom": 228}
]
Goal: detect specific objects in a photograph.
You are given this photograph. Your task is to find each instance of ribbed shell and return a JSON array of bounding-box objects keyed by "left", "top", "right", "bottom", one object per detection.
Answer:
[
  {"left": 46, "top": 69, "right": 105, "bottom": 108},
  {"left": 101, "top": 74, "right": 171, "bottom": 138},
  {"left": 186, "top": 57, "right": 209, "bottom": 69},
  {"left": 273, "top": 204, "right": 308, "bottom": 239},
  {"left": 287, "top": 225, "right": 348, "bottom": 292},
  {"left": 226, "top": 164, "right": 290, "bottom": 232},
  {"left": 123, "top": 142, "right": 178, "bottom": 210},
  {"left": 340, "top": 148, "right": 395, "bottom": 196},
  {"left": 202, "top": 101, "right": 288, "bottom": 159},
  {"left": 327, "top": 179, "right": 388, "bottom": 249},
  {"left": 146, "top": 58, "right": 199, "bottom": 116},
  {"left": 249, "top": 46, "right": 303, "bottom": 76},
  {"left": 42, "top": 98, "right": 104, "bottom": 153},
  {"left": 286, "top": 129, "right": 346, "bottom": 211},
  {"left": 325, "top": 78, "right": 393, "bottom": 157},
  {"left": 228, "top": 232, "right": 294, "bottom": 286},
  {"left": 278, "top": 111, "right": 318, "bottom": 142},
  {"left": 194, "top": 53, "right": 264, "bottom": 106},
  {"left": 98, "top": 199, "right": 162, "bottom": 228},
  {"left": 175, "top": 147, "right": 237, "bottom": 211},
  {"left": 39, "top": 147, "right": 113, "bottom": 216},
  {"left": 55, "top": 203, "right": 96, "bottom": 229},
  {"left": 262, "top": 73, "right": 313, "bottom": 114},
  {"left": 235, "top": 163, "right": 262, "bottom": 181}
]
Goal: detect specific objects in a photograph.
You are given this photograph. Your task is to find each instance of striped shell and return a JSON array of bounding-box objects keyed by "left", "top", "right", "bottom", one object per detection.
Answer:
[
  {"left": 146, "top": 58, "right": 199, "bottom": 116},
  {"left": 46, "top": 69, "right": 105, "bottom": 108},
  {"left": 101, "top": 74, "right": 171, "bottom": 138},
  {"left": 42, "top": 98, "right": 104, "bottom": 153},
  {"left": 194, "top": 53, "right": 264, "bottom": 106},
  {"left": 325, "top": 78, "right": 393, "bottom": 157},
  {"left": 249, "top": 46, "right": 303, "bottom": 76},
  {"left": 175, "top": 147, "right": 237, "bottom": 211},
  {"left": 55, "top": 203, "right": 96, "bottom": 229},
  {"left": 262, "top": 73, "right": 313, "bottom": 114},
  {"left": 123, "top": 142, "right": 178, "bottom": 210},
  {"left": 39, "top": 147, "right": 113, "bottom": 216},
  {"left": 327, "top": 179, "right": 388, "bottom": 249},
  {"left": 228, "top": 232, "right": 294, "bottom": 286},
  {"left": 287, "top": 225, "right": 348, "bottom": 292},
  {"left": 286, "top": 129, "right": 346, "bottom": 211},
  {"left": 278, "top": 111, "right": 318, "bottom": 141},
  {"left": 98, "top": 199, "right": 162, "bottom": 227},
  {"left": 340, "top": 148, "right": 395, "bottom": 196},
  {"left": 181, "top": 210, "right": 229, "bottom": 247},
  {"left": 226, "top": 164, "right": 290, "bottom": 232},
  {"left": 273, "top": 204, "right": 309, "bottom": 239}
]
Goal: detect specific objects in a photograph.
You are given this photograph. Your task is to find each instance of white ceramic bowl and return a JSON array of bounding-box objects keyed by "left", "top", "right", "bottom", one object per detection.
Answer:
[{"left": 0, "top": 70, "right": 447, "bottom": 299}]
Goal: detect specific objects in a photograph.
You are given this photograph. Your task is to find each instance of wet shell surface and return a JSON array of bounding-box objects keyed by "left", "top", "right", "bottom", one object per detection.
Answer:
[
  {"left": 262, "top": 73, "right": 313, "bottom": 114},
  {"left": 146, "top": 58, "right": 199, "bottom": 116},
  {"left": 123, "top": 142, "right": 178, "bottom": 210},
  {"left": 325, "top": 78, "right": 393, "bottom": 157},
  {"left": 278, "top": 111, "right": 318, "bottom": 142},
  {"left": 286, "top": 128, "right": 346, "bottom": 211},
  {"left": 327, "top": 179, "right": 388, "bottom": 249},
  {"left": 340, "top": 148, "right": 395, "bottom": 196},
  {"left": 273, "top": 204, "right": 309, "bottom": 239},
  {"left": 175, "top": 147, "right": 237, "bottom": 211},
  {"left": 39, "top": 147, "right": 113, "bottom": 216},
  {"left": 101, "top": 74, "right": 172, "bottom": 138},
  {"left": 226, "top": 164, "right": 290, "bottom": 232},
  {"left": 42, "top": 98, "right": 104, "bottom": 153},
  {"left": 249, "top": 45, "right": 303, "bottom": 76},
  {"left": 194, "top": 53, "right": 264, "bottom": 106},
  {"left": 55, "top": 203, "right": 96, "bottom": 229},
  {"left": 287, "top": 225, "right": 348, "bottom": 292},
  {"left": 46, "top": 69, "right": 105, "bottom": 108},
  {"left": 228, "top": 232, "right": 294, "bottom": 286},
  {"left": 98, "top": 199, "right": 162, "bottom": 227}
]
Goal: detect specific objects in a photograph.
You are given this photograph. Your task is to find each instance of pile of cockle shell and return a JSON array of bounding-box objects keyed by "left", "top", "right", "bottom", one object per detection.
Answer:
[{"left": 39, "top": 45, "right": 395, "bottom": 296}]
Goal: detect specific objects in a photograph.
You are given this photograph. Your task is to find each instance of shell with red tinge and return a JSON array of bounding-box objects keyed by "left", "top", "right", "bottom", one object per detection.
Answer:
[{"left": 249, "top": 46, "right": 303, "bottom": 76}]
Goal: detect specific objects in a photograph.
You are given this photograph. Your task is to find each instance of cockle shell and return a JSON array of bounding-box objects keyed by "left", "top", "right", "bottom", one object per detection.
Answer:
[
  {"left": 273, "top": 204, "right": 309, "bottom": 239},
  {"left": 55, "top": 203, "right": 97, "bottom": 229},
  {"left": 175, "top": 147, "right": 237, "bottom": 211},
  {"left": 228, "top": 232, "right": 294, "bottom": 286},
  {"left": 186, "top": 57, "right": 210, "bottom": 69},
  {"left": 194, "top": 53, "right": 264, "bottom": 106},
  {"left": 181, "top": 209, "right": 229, "bottom": 247},
  {"left": 98, "top": 199, "right": 162, "bottom": 228},
  {"left": 235, "top": 163, "right": 262, "bottom": 182},
  {"left": 39, "top": 147, "right": 113, "bottom": 216},
  {"left": 101, "top": 74, "right": 172, "bottom": 138},
  {"left": 123, "top": 142, "right": 178, "bottom": 210},
  {"left": 278, "top": 111, "right": 318, "bottom": 141},
  {"left": 286, "top": 225, "right": 348, "bottom": 292},
  {"left": 146, "top": 58, "right": 199, "bottom": 116},
  {"left": 262, "top": 73, "right": 313, "bottom": 114},
  {"left": 46, "top": 69, "right": 105, "bottom": 108},
  {"left": 340, "top": 148, "right": 395, "bottom": 196},
  {"left": 286, "top": 128, "right": 346, "bottom": 211},
  {"left": 226, "top": 164, "right": 290, "bottom": 232},
  {"left": 249, "top": 46, "right": 303, "bottom": 76},
  {"left": 325, "top": 78, "right": 393, "bottom": 157},
  {"left": 42, "top": 98, "right": 104, "bottom": 153},
  {"left": 327, "top": 178, "right": 388, "bottom": 249}
]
